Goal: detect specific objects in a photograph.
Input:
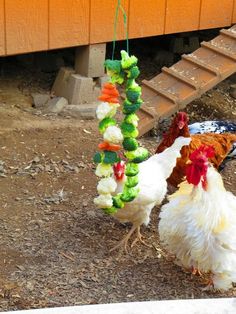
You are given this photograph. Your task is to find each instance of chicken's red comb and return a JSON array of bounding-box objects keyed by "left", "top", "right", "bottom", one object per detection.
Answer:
[{"left": 189, "top": 145, "right": 215, "bottom": 162}]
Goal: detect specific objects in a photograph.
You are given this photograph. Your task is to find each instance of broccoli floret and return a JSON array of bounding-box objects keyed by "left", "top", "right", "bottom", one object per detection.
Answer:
[
  {"left": 126, "top": 66, "right": 140, "bottom": 79},
  {"left": 125, "top": 162, "right": 139, "bottom": 176},
  {"left": 120, "top": 122, "right": 139, "bottom": 138},
  {"left": 93, "top": 152, "right": 102, "bottom": 164},
  {"left": 123, "top": 137, "right": 139, "bottom": 151},
  {"left": 125, "top": 147, "right": 149, "bottom": 163},
  {"left": 103, "top": 151, "right": 119, "bottom": 164},
  {"left": 98, "top": 117, "right": 116, "bottom": 134},
  {"left": 126, "top": 89, "right": 142, "bottom": 103}
]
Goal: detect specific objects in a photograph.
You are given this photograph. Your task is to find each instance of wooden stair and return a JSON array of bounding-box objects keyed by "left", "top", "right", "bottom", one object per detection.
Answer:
[{"left": 138, "top": 24, "right": 236, "bottom": 136}]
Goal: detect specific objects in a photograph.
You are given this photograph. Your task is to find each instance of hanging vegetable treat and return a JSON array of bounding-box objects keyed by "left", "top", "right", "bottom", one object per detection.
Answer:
[{"left": 93, "top": 50, "right": 149, "bottom": 214}]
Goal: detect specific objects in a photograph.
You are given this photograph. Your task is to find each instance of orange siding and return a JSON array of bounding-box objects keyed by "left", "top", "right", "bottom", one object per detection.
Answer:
[
  {"left": 200, "top": 0, "right": 234, "bottom": 29},
  {"left": 129, "top": 0, "right": 166, "bottom": 38},
  {"left": 165, "top": 0, "right": 201, "bottom": 34},
  {"left": 232, "top": 0, "right": 236, "bottom": 23},
  {"left": 0, "top": 0, "right": 5, "bottom": 55},
  {"left": 90, "top": 0, "right": 129, "bottom": 44},
  {"left": 1, "top": 1, "right": 236, "bottom": 56},
  {"left": 49, "top": 0, "right": 89, "bottom": 49},
  {"left": 5, "top": 0, "right": 48, "bottom": 55}
]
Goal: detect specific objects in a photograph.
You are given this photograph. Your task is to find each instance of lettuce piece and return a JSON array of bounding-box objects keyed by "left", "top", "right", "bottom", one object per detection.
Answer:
[
  {"left": 124, "top": 113, "right": 139, "bottom": 126},
  {"left": 125, "top": 175, "right": 139, "bottom": 188},
  {"left": 120, "top": 122, "right": 139, "bottom": 138},
  {"left": 112, "top": 194, "right": 125, "bottom": 208},
  {"left": 121, "top": 50, "right": 138, "bottom": 69},
  {"left": 120, "top": 186, "right": 139, "bottom": 202},
  {"left": 104, "top": 59, "right": 125, "bottom": 84},
  {"left": 125, "top": 147, "right": 149, "bottom": 163},
  {"left": 125, "top": 162, "right": 139, "bottom": 176},
  {"left": 102, "top": 206, "right": 118, "bottom": 214}
]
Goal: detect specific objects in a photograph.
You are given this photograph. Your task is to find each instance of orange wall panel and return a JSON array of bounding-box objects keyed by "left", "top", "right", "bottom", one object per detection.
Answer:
[
  {"left": 5, "top": 0, "right": 48, "bottom": 55},
  {"left": 49, "top": 0, "right": 89, "bottom": 49},
  {"left": 165, "top": 0, "right": 201, "bottom": 34},
  {"left": 200, "top": 0, "right": 233, "bottom": 29},
  {"left": 0, "top": 0, "right": 5, "bottom": 55},
  {"left": 129, "top": 0, "right": 165, "bottom": 38},
  {"left": 232, "top": 0, "right": 236, "bottom": 23},
  {"left": 90, "top": 0, "right": 129, "bottom": 44}
]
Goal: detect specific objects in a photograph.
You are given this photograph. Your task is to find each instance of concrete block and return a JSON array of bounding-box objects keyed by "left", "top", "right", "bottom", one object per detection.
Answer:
[
  {"left": 66, "top": 74, "right": 95, "bottom": 104},
  {"left": 31, "top": 93, "right": 50, "bottom": 108},
  {"left": 46, "top": 97, "right": 68, "bottom": 113},
  {"left": 51, "top": 67, "right": 75, "bottom": 97},
  {"left": 96, "top": 75, "right": 110, "bottom": 87},
  {"left": 75, "top": 43, "right": 106, "bottom": 78},
  {"left": 62, "top": 103, "right": 97, "bottom": 119}
]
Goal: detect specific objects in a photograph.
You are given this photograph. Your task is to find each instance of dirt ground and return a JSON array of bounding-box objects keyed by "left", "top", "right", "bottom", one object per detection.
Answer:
[{"left": 0, "top": 61, "right": 236, "bottom": 311}]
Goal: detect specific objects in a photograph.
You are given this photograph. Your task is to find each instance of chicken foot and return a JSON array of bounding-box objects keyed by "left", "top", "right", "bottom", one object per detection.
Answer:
[
  {"left": 191, "top": 266, "right": 203, "bottom": 276},
  {"left": 131, "top": 226, "right": 152, "bottom": 248},
  {"left": 110, "top": 225, "right": 137, "bottom": 253}
]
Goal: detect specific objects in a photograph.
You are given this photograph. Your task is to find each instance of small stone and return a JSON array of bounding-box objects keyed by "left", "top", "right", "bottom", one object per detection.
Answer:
[
  {"left": 46, "top": 97, "right": 68, "bottom": 113},
  {"left": 33, "top": 156, "right": 40, "bottom": 163},
  {"left": 31, "top": 93, "right": 50, "bottom": 108}
]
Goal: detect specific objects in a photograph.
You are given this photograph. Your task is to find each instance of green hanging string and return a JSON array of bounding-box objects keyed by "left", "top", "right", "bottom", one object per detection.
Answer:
[{"left": 112, "top": 0, "right": 129, "bottom": 60}]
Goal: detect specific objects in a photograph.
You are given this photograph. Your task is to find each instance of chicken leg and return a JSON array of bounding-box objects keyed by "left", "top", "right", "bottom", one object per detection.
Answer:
[
  {"left": 131, "top": 226, "right": 151, "bottom": 248},
  {"left": 110, "top": 224, "right": 137, "bottom": 253}
]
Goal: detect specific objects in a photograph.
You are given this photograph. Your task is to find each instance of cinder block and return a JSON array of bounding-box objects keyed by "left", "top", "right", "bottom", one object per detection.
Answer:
[
  {"left": 75, "top": 44, "right": 106, "bottom": 78},
  {"left": 52, "top": 67, "right": 75, "bottom": 97},
  {"left": 62, "top": 103, "right": 98, "bottom": 120},
  {"left": 66, "top": 74, "right": 95, "bottom": 104},
  {"left": 46, "top": 97, "right": 68, "bottom": 113},
  {"left": 96, "top": 75, "right": 110, "bottom": 87}
]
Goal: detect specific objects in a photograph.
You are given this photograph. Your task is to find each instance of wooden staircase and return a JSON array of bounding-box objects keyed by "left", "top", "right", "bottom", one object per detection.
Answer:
[{"left": 138, "top": 24, "right": 236, "bottom": 136}]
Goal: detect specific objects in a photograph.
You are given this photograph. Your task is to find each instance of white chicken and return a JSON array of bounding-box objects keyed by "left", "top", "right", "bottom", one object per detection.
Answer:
[
  {"left": 158, "top": 145, "right": 236, "bottom": 290},
  {"left": 110, "top": 136, "right": 191, "bottom": 252}
]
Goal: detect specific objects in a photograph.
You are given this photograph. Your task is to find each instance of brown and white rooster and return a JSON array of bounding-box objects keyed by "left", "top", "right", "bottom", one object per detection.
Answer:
[{"left": 156, "top": 112, "right": 236, "bottom": 187}]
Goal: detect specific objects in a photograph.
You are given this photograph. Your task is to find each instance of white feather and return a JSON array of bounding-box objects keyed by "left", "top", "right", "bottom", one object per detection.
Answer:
[
  {"left": 159, "top": 165, "right": 236, "bottom": 290},
  {"left": 113, "top": 136, "right": 191, "bottom": 227}
]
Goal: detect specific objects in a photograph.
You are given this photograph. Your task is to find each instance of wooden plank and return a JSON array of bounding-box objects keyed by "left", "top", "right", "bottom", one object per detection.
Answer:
[
  {"left": 165, "top": 0, "right": 201, "bottom": 34},
  {"left": 5, "top": 0, "right": 48, "bottom": 55},
  {"left": 49, "top": 0, "right": 89, "bottom": 49},
  {"left": 90, "top": 0, "right": 129, "bottom": 44},
  {"left": 232, "top": 0, "right": 236, "bottom": 23},
  {"left": 200, "top": 0, "right": 234, "bottom": 29},
  {"left": 0, "top": 0, "right": 5, "bottom": 55},
  {"left": 129, "top": 0, "right": 165, "bottom": 38}
]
